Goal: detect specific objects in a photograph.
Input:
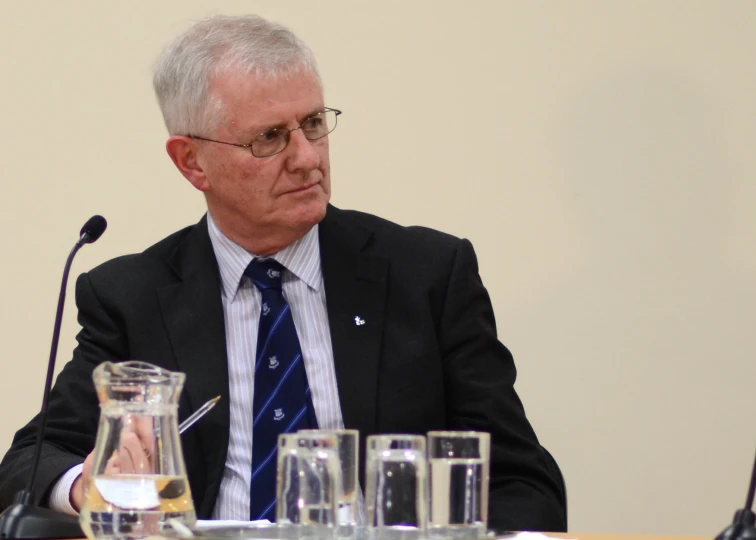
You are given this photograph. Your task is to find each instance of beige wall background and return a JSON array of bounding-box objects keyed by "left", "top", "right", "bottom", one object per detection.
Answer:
[{"left": 0, "top": 0, "right": 754, "bottom": 535}]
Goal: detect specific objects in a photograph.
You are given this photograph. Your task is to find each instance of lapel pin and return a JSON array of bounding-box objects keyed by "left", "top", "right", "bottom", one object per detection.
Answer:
[{"left": 354, "top": 316, "right": 366, "bottom": 326}]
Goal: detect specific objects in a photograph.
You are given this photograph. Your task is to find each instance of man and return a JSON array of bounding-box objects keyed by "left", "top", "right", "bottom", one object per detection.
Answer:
[{"left": 0, "top": 15, "right": 566, "bottom": 531}]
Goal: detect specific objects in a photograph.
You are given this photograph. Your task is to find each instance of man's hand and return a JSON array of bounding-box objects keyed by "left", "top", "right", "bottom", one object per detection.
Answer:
[{"left": 69, "top": 415, "right": 156, "bottom": 512}]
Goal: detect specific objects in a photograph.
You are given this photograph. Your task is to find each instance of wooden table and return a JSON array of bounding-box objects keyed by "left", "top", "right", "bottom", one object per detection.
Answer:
[{"left": 548, "top": 534, "right": 707, "bottom": 540}]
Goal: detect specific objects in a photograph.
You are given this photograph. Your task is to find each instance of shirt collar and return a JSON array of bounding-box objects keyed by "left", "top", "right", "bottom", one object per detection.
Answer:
[{"left": 207, "top": 213, "right": 322, "bottom": 301}]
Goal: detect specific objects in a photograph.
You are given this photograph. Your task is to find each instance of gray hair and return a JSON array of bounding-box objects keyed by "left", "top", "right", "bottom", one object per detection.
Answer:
[{"left": 153, "top": 14, "right": 321, "bottom": 135}]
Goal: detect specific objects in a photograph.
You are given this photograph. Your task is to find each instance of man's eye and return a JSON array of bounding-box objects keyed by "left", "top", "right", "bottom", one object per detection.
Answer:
[
  {"left": 303, "top": 116, "right": 324, "bottom": 131},
  {"left": 258, "top": 129, "right": 281, "bottom": 142}
]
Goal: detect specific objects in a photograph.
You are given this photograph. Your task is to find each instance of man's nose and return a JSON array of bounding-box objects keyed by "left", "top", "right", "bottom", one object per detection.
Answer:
[{"left": 285, "top": 129, "right": 320, "bottom": 171}]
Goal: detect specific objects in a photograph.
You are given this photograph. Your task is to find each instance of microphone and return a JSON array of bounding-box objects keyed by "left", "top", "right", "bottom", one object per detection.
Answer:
[
  {"left": 0, "top": 216, "right": 107, "bottom": 539},
  {"left": 715, "top": 448, "right": 756, "bottom": 540},
  {"left": 79, "top": 215, "right": 107, "bottom": 244}
]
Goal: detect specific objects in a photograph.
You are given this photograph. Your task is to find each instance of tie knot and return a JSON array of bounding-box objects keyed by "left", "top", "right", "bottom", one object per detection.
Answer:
[{"left": 245, "top": 258, "right": 284, "bottom": 291}]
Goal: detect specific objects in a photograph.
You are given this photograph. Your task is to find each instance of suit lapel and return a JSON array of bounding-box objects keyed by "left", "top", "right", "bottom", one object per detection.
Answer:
[
  {"left": 156, "top": 216, "right": 230, "bottom": 517},
  {"left": 319, "top": 207, "right": 388, "bottom": 440}
]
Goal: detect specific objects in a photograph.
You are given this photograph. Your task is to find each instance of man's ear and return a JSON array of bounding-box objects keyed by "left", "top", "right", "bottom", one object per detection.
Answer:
[{"left": 166, "top": 136, "right": 211, "bottom": 192}]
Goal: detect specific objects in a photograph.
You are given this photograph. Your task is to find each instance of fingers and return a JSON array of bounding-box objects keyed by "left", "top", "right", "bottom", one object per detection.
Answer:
[
  {"left": 119, "top": 431, "right": 152, "bottom": 473},
  {"left": 80, "top": 415, "right": 156, "bottom": 487},
  {"left": 133, "top": 415, "right": 156, "bottom": 457},
  {"left": 114, "top": 414, "right": 156, "bottom": 474},
  {"left": 104, "top": 450, "right": 121, "bottom": 474}
]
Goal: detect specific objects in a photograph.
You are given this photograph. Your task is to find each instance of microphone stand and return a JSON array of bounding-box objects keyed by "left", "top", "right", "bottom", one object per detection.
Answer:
[
  {"left": 0, "top": 217, "right": 106, "bottom": 539},
  {"left": 716, "top": 448, "right": 756, "bottom": 540}
]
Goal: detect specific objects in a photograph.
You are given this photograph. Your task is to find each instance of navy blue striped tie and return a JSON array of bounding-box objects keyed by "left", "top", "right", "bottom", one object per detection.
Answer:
[{"left": 245, "top": 258, "right": 315, "bottom": 521}]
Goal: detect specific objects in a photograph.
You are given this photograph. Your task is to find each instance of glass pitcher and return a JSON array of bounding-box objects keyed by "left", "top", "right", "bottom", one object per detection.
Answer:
[{"left": 80, "top": 361, "right": 196, "bottom": 539}]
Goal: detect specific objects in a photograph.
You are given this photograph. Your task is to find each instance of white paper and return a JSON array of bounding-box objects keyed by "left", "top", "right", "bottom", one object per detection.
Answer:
[
  {"left": 507, "top": 533, "right": 576, "bottom": 540},
  {"left": 93, "top": 477, "right": 160, "bottom": 510},
  {"left": 193, "top": 519, "right": 272, "bottom": 530}
]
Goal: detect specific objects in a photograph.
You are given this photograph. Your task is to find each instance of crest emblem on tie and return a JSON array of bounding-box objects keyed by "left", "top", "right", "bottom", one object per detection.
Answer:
[
  {"left": 273, "top": 408, "right": 285, "bottom": 421},
  {"left": 262, "top": 302, "right": 270, "bottom": 316},
  {"left": 268, "top": 356, "right": 279, "bottom": 369},
  {"left": 354, "top": 316, "right": 365, "bottom": 326},
  {"left": 267, "top": 268, "right": 280, "bottom": 279}
]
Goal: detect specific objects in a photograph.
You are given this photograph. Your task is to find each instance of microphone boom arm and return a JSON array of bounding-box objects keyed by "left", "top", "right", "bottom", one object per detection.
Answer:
[{"left": 24, "top": 240, "right": 85, "bottom": 498}]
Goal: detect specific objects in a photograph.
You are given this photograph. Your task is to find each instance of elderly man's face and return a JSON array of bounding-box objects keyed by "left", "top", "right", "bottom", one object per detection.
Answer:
[{"left": 192, "top": 68, "right": 331, "bottom": 252}]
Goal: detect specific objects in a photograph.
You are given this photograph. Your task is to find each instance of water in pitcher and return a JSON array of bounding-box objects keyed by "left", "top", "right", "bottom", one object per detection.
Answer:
[{"left": 81, "top": 474, "right": 195, "bottom": 538}]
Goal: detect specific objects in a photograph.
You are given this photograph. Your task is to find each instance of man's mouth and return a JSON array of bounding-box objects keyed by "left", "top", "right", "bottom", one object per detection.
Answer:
[{"left": 285, "top": 182, "right": 320, "bottom": 194}]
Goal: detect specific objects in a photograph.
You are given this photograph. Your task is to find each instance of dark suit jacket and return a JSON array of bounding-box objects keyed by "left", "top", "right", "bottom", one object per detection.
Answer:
[{"left": 0, "top": 205, "right": 566, "bottom": 532}]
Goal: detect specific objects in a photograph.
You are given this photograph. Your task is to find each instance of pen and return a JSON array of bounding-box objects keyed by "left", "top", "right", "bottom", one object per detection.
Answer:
[{"left": 179, "top": 395, "right": 221, "bottom": 435}]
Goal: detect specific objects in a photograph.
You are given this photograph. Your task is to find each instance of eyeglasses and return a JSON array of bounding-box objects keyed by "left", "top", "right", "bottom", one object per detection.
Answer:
[{"left": 188, "top": 107, "right": 341, "bottom": 158}]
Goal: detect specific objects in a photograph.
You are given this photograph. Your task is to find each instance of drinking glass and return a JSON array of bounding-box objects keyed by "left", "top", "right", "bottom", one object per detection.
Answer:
[
  {"left": 365, "top": 434, "right": 427, "bottom": 540},
  {"left": 427, "top": 431, "right": 490, "bottom": 537},
  {"left": 276, "top": 432, "right": 341, "bottom": 535},
  {"left": 299, "top": 429, "right": 359, "bottom": 526}
]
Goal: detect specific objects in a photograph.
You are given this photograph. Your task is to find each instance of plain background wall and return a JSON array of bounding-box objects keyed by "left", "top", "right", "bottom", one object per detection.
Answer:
[{"left": 1, "top": 0, "right": 754, "bottom": 535}]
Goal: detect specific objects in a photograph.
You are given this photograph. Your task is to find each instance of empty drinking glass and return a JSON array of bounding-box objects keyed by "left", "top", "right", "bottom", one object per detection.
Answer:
[{"left": 427, "top": 431, "right": 490, "bottom": 537}]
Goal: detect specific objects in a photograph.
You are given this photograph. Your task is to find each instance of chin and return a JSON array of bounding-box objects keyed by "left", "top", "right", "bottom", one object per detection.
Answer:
[{"left": 292, "top": 198, "right": 328, "bottom": 230}]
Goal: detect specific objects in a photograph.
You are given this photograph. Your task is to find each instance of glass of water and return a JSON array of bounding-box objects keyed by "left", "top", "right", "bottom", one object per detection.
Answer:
[
  {"left": 299, "top": 429, "right": 359, "bottom": 526},
  {"left": 365, "top": 434, "right": 427, "bottom": 540},
  {"left": 275, "top": 432, "right": 341, "bottom": 534},
  {"left": 427, "top": 431, "right": 490, "bottom": 537}
]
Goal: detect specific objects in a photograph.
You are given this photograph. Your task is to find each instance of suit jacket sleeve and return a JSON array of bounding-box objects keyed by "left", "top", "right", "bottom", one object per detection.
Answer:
[
  {"left": 0, "top": 273, "right": 124, "bottom": 508},
  {"left": 439, "top": 238, "right": 566, "bottom": 532}
]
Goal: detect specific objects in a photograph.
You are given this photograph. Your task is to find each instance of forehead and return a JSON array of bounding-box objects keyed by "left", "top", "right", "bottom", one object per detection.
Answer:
[{"left": 210, "top": 68, "right": 324, "bottom": 131}]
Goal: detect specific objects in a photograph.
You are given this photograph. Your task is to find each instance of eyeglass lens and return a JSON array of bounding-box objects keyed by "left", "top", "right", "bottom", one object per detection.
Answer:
[{"left": 253, "top": 109, "right": 338, "bottom": 157}]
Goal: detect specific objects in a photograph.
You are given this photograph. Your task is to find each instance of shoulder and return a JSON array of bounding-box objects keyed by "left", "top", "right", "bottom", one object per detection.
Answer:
[
  {"left": 323, "top": 206, "right": 477, "bottom": 285},
  {"left": 327, "top": 206, "right": 465, "bottom": 255},
  {"left": 83, "top": 221, "right": 202, "bottom": 289}
]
